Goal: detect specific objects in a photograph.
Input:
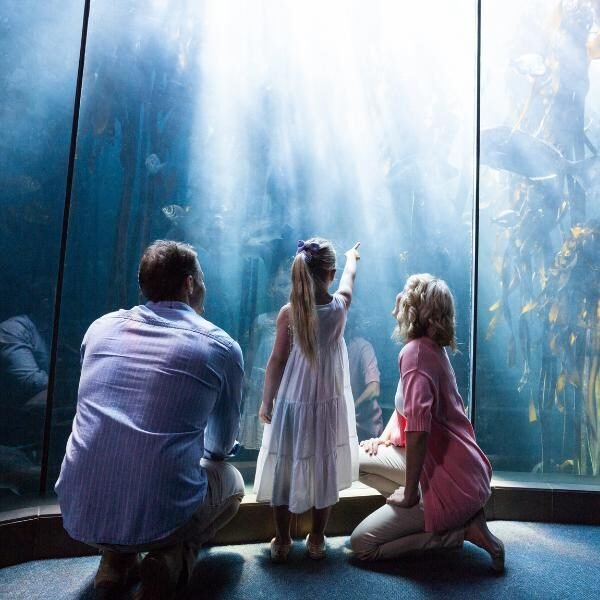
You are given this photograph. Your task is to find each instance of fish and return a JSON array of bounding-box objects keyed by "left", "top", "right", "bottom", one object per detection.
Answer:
[
  {"left": 242, "top": 222, "right": 292, "bottom": 262},
  {"left": 162, "top": 204, "right": 191, "bottom": 221},
  {"left": 549, "top": 304, "right": 559, "bottom": 323},
  {"left": 521, "top": 301, "right": 538, "bottom": 314},
  {"left": 0, "top": 175, "right": 42, "bottom": 195},
  {"left": 489, "top": 300, "right": 501, "bottom": 312},
  {"left": 480, "top": 127, "right": 599, "bottom": 184},
  {"left": 145, "top": 153, "right": 166, "bottom": 175},
  {"left": 511, "top": 53, "right": 547, "bottom": 78},
  {"left": 492, "top": 209, "right": 520, "bottom": 228}
]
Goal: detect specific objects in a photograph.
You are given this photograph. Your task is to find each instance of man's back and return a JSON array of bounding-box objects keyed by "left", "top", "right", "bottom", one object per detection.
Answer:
[{"left": 56, "top": 301, "right": 243, "bottom": 546}]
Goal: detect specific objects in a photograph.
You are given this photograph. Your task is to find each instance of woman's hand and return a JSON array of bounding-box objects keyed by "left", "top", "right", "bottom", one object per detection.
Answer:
[
  {"left": 360, "top": 437, "right": 390, "bottom": 456},
  {"left": 386, "top": 487, "right": 420, "bottom": 508},
  {"left": 344, "top": 242, "right": 361, "bottom": 261},
  {"left": 259, "top": 400, "right": 273, "bottom": 424}
]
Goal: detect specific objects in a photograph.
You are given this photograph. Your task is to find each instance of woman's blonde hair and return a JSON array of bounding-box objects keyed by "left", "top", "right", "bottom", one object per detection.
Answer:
[
  {"left": 392, "top": 273, "right": 457, "bottom": 350},
  {"left": 290, "top": 237, "right": 336, "bottom": 366}
]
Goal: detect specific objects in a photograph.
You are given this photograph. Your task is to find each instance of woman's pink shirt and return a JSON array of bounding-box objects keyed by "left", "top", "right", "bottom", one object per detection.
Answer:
[{"left": 396, "top": 337, "right": 492, "bottom": 533}]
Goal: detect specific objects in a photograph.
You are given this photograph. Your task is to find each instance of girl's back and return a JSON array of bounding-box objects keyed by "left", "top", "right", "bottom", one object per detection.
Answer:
[{"left": 280, "top": 294, "right": 348, "bottom": 407}]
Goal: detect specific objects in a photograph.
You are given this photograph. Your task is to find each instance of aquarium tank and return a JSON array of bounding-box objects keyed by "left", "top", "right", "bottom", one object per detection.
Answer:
[{"left": 0, "top": 0, "right": 598, "bottom": 512}]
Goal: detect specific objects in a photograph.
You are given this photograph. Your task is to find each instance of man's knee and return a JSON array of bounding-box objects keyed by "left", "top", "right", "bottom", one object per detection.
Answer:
[
  {"left": 201, "top": 458, "right": 245, "bottom": 499},
  {"left": 224, "top": 462, "right": 245, "bottom": 499}
]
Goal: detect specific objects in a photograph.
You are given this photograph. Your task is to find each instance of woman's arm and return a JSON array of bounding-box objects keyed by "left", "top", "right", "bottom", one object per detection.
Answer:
[
  {"left": 336, "top": 242, "right": 360, "bottom": 306},
  {"left": 386, "top": 368, "right": 435, "bottom": 507},
  {"left": 360, "top": 409, "right": 394, "bottom": 455},
  {"left": 258, "top": 306, "right": 291, "bottom": 424},
  {"left": 387, "top": 431, "right": 428, "bottom": 507}
]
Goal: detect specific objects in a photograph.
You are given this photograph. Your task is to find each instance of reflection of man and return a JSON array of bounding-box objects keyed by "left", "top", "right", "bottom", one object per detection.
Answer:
[
  {"left": 56, "top": 241, "right": 244, "bottom": 597},
  {"left": 0, "top": 314, "right": 48, "bottom": 495},
  {"left": 347, "top": 334, "right": 383, "bottom": 442},
  {"left": 0, "top": 314, "right": 48, "bottom": 421}
]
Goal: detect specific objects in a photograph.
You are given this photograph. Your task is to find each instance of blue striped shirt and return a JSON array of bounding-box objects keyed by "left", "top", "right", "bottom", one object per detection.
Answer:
[{"left": 55, "top": 301, "right": 243, "bottom": 545}]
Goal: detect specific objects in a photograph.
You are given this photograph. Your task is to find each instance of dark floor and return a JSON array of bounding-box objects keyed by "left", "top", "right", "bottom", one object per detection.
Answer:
[{"left": 1, "top": 521, "right": 599, "bottom": 599}]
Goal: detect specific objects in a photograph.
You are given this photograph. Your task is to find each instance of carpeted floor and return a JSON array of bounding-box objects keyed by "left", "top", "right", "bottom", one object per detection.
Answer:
[{"left": 1, "top": 521, "right": 599, "bottom": 599}]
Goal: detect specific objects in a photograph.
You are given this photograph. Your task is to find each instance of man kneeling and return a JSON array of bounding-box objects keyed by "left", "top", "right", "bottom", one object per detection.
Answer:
[{"left": 56, "top": 240, "right": 245, "bottom": 598}]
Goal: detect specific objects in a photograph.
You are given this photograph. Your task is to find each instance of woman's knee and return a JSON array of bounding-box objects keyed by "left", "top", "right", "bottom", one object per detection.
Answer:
[{"left": 350, "top": 526, "right": 379, "bottom": 561}]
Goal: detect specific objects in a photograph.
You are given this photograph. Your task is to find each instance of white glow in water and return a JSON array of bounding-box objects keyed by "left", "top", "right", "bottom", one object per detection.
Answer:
[{"left": 186, "top": 1, "right": 476, "bottom": 248}]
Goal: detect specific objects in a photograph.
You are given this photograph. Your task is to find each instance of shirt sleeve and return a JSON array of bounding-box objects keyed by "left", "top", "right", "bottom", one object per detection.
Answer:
[
  {"left": 203, "top": 341, "right": 244, "bottom": 459},
  {"left": 402, "top": 369, "right": 435, "bottom": 433},
  {"left": 360, "top": 342, "right": 380, "bottom": 385}
]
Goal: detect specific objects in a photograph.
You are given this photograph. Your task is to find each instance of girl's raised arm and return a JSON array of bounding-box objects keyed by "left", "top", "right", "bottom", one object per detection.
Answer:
[{"left": 336, "top": 242, "right": 360, "bottom": 307}]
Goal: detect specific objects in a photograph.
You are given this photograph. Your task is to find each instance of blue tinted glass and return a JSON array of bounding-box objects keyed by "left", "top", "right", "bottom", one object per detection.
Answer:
[
  {"left": 50, "top": 1, "right": 476, "bottom": 489},
  {"left": 476, "top": 0, "right": 600, "bottom": 483},
  {"left": 0, "top": 0, "right": 83, "bottom": 510}
]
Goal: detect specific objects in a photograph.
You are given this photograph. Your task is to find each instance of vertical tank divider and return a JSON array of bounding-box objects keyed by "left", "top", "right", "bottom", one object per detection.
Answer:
[
  {"left": 469, "top": 0, "right": 482, "bottom": 426},
  {"left": 39, "top": 0, "right": 92, "bottom": 496}
]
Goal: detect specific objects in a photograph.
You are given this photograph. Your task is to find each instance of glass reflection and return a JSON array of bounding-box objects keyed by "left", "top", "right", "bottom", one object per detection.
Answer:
[{"left": 0, "top": 0, "right": 84, "bottom": 508}]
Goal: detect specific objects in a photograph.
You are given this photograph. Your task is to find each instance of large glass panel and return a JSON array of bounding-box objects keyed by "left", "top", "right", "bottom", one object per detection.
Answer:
[
  {"left": 0, "top": 1, "right": 84, "bottom": 510},
  {"left": 476, "top": 0, "right": 600, "bottom": 483},
  {"left": 50, "top": 1, "right": 476, "bottom": 491}
]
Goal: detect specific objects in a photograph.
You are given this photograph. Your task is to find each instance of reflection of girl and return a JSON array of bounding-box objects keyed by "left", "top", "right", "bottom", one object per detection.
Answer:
[
  {"left": 239, "top": 265, "right": 290, "bottom": 450},
  {"left": 351, "top": 274, "right": 504, "bottom": 572},
  {"left": 254, "top": 239, "right": 360, "bottom": 562}
]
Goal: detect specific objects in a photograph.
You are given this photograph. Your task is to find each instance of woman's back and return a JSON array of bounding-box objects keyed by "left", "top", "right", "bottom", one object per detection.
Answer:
[{"left": 398, "top": 337, "right": 492, "bottom": 532}]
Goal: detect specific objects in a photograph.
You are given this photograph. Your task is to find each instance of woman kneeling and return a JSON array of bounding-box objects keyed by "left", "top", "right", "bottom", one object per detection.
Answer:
[{"left": 351, "top": 273, "right": 504, "bottom": 572}]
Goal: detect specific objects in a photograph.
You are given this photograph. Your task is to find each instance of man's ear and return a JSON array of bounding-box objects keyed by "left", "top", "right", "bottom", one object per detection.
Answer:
[{"left": 186, "top": 274, "right": 194, "bottom": 296}]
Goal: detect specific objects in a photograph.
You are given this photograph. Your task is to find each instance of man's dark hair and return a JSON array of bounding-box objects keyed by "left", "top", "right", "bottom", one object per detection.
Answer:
[{"left": 138, "top": 240, "right": 201, "bottom": 301}]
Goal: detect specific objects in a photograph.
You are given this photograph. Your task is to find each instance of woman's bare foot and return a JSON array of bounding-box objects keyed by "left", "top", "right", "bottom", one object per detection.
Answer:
[{"left": 463, "top": 509, "right": 505, "bottom": 573}]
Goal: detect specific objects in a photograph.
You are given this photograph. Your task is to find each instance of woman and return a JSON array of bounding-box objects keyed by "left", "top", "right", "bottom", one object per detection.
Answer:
[{"left": 350, "top": 274, "right": 504, "bottom": 572}]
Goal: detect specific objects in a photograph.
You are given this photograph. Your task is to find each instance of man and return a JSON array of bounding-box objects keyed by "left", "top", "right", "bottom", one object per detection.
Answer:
[
  {"left": 56, "top": 240, "right": 244, "bottom": 599},
  {"left": 345, "top": 315, "right": 383, "bottom": 442}
]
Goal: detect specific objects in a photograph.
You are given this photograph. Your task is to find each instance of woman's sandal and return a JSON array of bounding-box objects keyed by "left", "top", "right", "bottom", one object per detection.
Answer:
[
  {"left": 270, "top": 537, "right": 292, "bottom": 563},
  {"left": 305, "top": 534, "right": 327, "bottom": 560}
]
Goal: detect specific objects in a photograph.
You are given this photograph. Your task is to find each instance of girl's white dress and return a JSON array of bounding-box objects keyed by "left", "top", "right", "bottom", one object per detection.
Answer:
[{"left": 253, "top": 293, "right": 359, "bottom": 513}]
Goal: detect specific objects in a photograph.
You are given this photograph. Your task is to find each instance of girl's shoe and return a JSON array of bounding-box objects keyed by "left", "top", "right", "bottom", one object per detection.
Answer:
[
  {"left": 270, "top": 537, "right": 292, "bottom": 563},
  {"left": 305, "top": 534, "right": 327, "bottom": 560}
]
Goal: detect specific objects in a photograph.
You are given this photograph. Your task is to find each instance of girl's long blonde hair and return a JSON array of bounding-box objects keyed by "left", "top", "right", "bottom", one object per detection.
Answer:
[
  {"left": 393, "top": 273, "right": 457, "bottom": 350},
  {"left": 290, "top": 237, "right": 336, "bottom": 366}
]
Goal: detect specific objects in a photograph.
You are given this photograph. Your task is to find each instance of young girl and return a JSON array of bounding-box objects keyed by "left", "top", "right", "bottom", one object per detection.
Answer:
[
  {"left": 351, "top": 273, "right": 505, "bottom": 572},
  {"left": 254, "top": 238, "right": 360, "bottom": 562}
]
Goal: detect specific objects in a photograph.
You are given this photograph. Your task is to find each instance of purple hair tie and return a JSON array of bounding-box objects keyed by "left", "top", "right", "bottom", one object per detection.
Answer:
[{"left": 296, "top": 240, "right": 320, "bottom": 263}]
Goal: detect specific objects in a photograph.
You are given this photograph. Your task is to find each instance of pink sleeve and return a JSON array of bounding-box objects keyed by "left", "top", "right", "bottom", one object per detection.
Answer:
[
  {"left": 361, "top": 342, "right": 380, "bottom": 385},
  {"left": 402, "top": 369, "right": 435, "bottom": 433}
]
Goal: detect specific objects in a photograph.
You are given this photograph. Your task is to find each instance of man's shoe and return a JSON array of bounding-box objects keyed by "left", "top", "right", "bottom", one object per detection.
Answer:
[
  {"left": 134, "top": 545, "right": 183, "bottom": 600},
  {"left": 94, "top": 550, "right": 140, "bottom": 591}
]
